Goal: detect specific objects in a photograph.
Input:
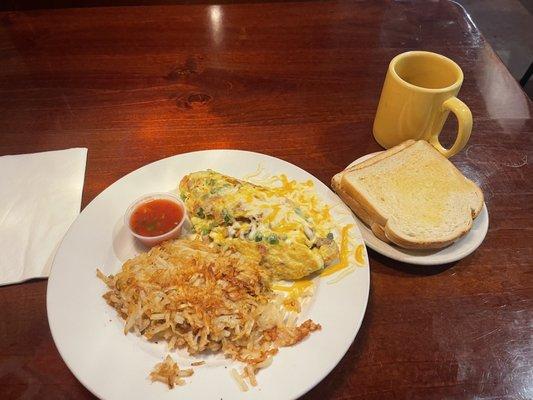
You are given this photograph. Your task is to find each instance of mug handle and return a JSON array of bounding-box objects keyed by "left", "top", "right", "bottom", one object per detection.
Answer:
[{"left": 429, "top": 97, "right": 472, "bottom": 158}]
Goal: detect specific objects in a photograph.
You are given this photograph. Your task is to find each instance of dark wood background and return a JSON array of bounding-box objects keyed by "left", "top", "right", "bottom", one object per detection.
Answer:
[
  {"left": 4, "top": 0, "right": 321, "bottom": 11},
  {"left": 0, "top": 1, "right": 531, "bottom": 399}
]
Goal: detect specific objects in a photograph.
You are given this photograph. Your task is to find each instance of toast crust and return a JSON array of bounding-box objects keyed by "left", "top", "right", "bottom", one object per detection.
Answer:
[{"left": 466, "top": 179, "right": 484, "bottom": 219}]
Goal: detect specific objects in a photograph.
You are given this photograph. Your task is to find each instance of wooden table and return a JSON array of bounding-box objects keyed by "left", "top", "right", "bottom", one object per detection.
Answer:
[{"left": 1, "top": 1, "right": 531, "bottom": 399}]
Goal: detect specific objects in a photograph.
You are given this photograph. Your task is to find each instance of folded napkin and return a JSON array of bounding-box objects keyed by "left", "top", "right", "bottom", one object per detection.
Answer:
[{"left": 0, "top": 148, "right": 87, "bottom": 286}]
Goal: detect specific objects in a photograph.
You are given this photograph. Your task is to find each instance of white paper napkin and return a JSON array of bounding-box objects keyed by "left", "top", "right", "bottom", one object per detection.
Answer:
[{"left": 0, "top": 148, "right": 87, "bottom": 286}]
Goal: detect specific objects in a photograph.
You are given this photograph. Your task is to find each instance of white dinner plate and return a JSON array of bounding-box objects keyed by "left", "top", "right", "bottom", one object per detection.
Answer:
[
  {"left": 344, "top": 152, "right": 489, "bottom": 266},
  {"left": 47, "top": 150, "right": 370, "bottom": 400}
]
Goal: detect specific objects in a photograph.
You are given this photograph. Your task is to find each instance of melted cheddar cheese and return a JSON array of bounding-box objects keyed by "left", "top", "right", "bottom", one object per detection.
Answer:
[{"left": 320, "top": 224, "right": 353, "bottom": 277}]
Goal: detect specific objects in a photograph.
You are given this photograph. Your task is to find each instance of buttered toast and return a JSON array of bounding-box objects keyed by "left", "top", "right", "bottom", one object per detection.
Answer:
[{"left": 332, "top": 140, "right": 484, "bottom": 249}]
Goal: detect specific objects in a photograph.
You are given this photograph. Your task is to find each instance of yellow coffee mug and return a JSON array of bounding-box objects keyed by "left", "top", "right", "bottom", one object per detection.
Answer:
[{"left": 373, "top": 51, "right": 472, "bottom": 158}]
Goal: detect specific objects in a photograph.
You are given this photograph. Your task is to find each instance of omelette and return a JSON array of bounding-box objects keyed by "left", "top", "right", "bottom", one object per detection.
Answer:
[{"left": 179, "top": 170, "right": 339, "bottom": 280}]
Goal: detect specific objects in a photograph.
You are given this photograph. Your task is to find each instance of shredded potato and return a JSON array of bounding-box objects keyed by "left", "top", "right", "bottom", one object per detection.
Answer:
[
  {"left": 150, "top": 355, "right": 193, "bottom": 389},
  {"left": 98, "top": 238, "right": 321, "bottom": 387}
]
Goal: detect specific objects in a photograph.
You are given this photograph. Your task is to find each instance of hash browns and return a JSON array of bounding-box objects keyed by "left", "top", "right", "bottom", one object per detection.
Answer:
[{"left": 97, "top": 238, "right": 320, "bottom": 371}]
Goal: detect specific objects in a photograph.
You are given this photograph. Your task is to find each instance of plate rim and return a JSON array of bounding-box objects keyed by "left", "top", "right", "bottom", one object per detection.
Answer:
[
  {"left": 345, "top": 151, "right": 489, "bottom": 266},
  {"left": 46, "top": 148, "right": 370, "bottom": 400}
]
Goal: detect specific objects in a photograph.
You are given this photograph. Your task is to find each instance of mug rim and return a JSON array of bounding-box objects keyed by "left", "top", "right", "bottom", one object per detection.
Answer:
[{"left": 389, "top": 51, "right": 464, "bottom": 93}]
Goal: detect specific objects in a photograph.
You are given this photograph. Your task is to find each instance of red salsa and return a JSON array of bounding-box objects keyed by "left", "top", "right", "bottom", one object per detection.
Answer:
[{"left": 130, "top": 199, "right": 183, "bottom": 237}]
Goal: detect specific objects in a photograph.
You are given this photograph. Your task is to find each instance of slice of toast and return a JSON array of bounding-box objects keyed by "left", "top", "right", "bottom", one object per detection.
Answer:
[{"left": 332, "top": 140, "right": 484, "bottom": 249}]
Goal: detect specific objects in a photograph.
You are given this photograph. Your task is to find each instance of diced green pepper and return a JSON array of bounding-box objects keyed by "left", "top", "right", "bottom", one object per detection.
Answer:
[
  {"left": 267, "top": 234, "right": 279, "bottom": 245},
  {"left": 222, "top": 209, "right": 233, "bottom": 224}
]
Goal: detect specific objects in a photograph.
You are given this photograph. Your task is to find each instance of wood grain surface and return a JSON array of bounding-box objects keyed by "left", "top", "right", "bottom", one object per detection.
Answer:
[{"left": 0, "top": 1, "right": 531, "bottom": 399}]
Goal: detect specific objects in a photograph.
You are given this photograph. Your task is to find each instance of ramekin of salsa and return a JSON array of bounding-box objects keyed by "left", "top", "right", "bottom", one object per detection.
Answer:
[{"left": 124, "top": 193, "right": 186, "bottom": 247}]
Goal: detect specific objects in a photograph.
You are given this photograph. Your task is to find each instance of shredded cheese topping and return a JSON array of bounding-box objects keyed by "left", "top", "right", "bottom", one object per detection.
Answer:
[{"left": 320, "top": 224, "right": 353, "bottom": 277}]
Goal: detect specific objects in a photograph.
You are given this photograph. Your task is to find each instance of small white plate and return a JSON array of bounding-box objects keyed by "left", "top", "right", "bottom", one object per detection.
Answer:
[{"left": 343, "top": 152, "right": 489, "bottom": 266}]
